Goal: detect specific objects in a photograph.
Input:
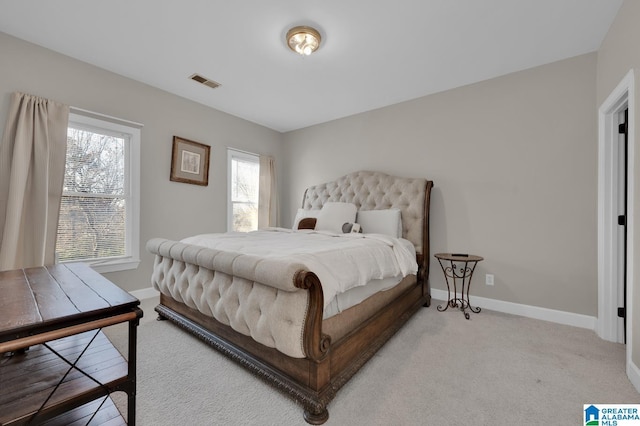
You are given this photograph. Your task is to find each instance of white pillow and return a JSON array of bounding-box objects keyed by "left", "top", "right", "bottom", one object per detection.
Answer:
[
  {"left": 315, "top": 202, "right": 357, "bottom": 233},
  {"left": 292, "top": 208, "right": 321, "bottom": 229},
  {"left": 356, "top": 209, "right": 402, "bottom": 237}
]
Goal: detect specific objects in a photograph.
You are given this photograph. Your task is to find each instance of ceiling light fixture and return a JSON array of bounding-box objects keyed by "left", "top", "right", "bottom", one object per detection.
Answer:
[{"left": 286, "top": 26, "right": 321, "bottom": 56}]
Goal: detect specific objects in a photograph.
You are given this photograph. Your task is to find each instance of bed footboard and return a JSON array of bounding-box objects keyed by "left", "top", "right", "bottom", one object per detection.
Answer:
[{"left": 147, "top": 238, "right": 330, "bottom": 361}]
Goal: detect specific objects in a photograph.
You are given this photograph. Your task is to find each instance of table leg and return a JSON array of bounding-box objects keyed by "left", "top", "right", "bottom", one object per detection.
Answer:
[
  {"left": 436, "top": 258, "right": 453, "bottom": 313},
  {"left": 127, "top": 309, "right": 142, "bottom": 426}
]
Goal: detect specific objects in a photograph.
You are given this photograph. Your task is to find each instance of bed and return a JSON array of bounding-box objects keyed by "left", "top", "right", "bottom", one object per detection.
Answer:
[{"left": 147, "top": 170, "right": 433, "bottom": 424}]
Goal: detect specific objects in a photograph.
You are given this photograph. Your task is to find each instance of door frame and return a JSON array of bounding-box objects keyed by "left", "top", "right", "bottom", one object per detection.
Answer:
[{"left": 597, "top": 69, "right": 635, "bottom": 350}]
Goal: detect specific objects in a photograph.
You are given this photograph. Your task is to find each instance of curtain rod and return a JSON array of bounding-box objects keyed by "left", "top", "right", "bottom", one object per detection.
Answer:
[{"left": 70, "top": 106, "right": 144, "bottom": 129}]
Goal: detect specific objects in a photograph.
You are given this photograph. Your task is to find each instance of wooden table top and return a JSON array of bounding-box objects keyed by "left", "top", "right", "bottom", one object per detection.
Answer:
[{"left": 0, "top": 262, "right": 140, "bottom": 343}]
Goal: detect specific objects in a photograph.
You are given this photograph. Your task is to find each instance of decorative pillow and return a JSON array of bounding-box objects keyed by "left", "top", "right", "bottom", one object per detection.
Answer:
[
  {"left": 342, "top": 222, "right": 363, "bottom": 233},
  {"left": 315, "top": 202, "right": 357, "bottom": 233},
  {"left": 356, "top": 209, "right": 402, "bottom": 237},
  {"left": 298, "top": 217, "right": 317, "bottom": 230},
  {"left": 293, "top": 208, "right": 321, "bottom": 229}
]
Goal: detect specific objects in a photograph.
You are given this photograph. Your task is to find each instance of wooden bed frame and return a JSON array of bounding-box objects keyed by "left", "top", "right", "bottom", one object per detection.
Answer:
[{"left": 150, "top": 171, "right": 434, "bottom": 424}]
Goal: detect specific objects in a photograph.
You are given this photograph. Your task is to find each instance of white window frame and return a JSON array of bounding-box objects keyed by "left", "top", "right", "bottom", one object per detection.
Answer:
[
  {"left": 227, "top": 148, "right": 260, "bottom": 232},
  {"left": 60, "top": 111, "right": 141, "bottom": 273}
]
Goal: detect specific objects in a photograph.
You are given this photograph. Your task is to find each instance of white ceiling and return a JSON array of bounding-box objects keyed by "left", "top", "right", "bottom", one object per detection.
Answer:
[{"left": 0, "top": 0, "right": 623, "bottom": 132}]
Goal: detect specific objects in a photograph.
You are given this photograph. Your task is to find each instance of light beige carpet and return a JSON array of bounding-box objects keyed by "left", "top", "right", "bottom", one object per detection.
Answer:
[{"left": 104, "top": 297, "right": 639, "bottom": 425}]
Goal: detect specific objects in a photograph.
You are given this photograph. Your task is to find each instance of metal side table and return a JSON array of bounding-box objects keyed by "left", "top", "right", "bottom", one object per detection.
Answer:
[{"left": 434, "top": 253, "right": 483, "bottom": 319}]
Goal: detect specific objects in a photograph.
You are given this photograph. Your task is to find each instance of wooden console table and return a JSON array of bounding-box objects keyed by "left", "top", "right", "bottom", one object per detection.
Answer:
[{"left": 0, "top": 263, "right": 142, "bottom": 425}]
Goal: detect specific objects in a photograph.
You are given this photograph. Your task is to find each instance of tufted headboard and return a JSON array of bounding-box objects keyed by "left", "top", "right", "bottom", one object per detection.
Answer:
[{"left": 301, "top": 171, "right": 433, "bottom": 264}]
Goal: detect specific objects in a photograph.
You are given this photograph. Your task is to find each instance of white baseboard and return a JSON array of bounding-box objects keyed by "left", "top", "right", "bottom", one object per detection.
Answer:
[
  {"left": 129, "top": 286, "right": 160, "bottom": 300},
  {"left": 628, "top": 360, "right": 640, "bottom": 393},
  {"left": 430, "top": 289, "right": 597, "bottom": 330}
]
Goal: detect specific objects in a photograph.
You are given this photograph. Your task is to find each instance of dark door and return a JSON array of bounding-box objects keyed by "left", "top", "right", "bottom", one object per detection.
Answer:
[{"left": 618, "top": 108, "right": 628, "bottom": 343}]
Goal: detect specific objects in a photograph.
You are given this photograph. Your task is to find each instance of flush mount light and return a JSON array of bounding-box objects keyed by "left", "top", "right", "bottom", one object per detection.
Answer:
[{"left": 286, "top": 26, "right": 321, "bottom": 56}]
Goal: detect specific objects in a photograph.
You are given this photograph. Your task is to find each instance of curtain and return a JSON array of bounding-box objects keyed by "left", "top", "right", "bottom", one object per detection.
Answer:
[
  {"left": 258, "top": 155, "right": 277, "bottom": 228},
  {"left": 0, "top": 92, "right": 70, "bottom": 271}
]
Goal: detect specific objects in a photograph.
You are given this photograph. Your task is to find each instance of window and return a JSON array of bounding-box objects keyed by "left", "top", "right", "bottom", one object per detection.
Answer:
[
  {"left": 56, "top": 112, "right": 141, "bottom": 273},
  {"left": 228, "top": 149, "right": 259, "bottom": 232}
]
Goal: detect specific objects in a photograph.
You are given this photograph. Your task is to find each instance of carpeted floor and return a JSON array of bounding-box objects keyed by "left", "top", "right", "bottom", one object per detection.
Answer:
[{"left": 104, "top": 296, "right": 639, "bottom": 425}]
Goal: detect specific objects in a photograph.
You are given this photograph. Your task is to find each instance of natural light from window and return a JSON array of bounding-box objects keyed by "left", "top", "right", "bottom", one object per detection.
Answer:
[
  {"left": 57, "top": 127, "right": 126, "bottom": 262},
  {"left": 228, "top": 150, "right": 259, "bottom": 232},
  {"left": 56, "top": 113, "right": 141, "bottom": 272}
]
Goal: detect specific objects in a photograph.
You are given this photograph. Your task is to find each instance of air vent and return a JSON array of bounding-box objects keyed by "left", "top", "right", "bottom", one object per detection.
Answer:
[{"left": 189, "top": 73, "right": 221, "bottom": 89}]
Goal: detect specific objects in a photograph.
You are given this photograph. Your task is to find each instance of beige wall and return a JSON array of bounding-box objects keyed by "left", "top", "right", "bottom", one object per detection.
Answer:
[
  {"left": 283, "top": 53, "right": 598, "bottom": 316},
  {"left": 597, "top": 0, "right": 640, "bottom": 367},
  {"left": 0, "top": 32, "right": 283, "bottom": 293},
  {"left": 0, "top": 24, "right": 614, "bottom": 323}
]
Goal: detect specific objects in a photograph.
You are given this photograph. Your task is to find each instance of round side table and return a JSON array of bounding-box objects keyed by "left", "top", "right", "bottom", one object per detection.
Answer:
[{"left": 434, "top": 253, "right": 483, "bottom": 319}]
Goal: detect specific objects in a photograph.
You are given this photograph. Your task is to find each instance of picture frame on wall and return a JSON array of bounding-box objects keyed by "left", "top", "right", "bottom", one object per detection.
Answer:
[{"left": 170, "top": 136, "right": 210, "bottom": 186}]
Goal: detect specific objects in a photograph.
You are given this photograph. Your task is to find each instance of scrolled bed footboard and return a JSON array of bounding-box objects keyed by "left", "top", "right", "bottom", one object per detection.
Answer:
[
  {"left": 147, "top": 238, "right": 330, "bottom": 360},
  {"left": 294, "top": 270, "right": 331, "bottom": 361}
]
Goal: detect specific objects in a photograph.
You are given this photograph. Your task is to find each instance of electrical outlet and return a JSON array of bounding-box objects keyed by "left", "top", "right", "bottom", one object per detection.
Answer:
[{"left": 485, "top": 274, "right": 494, "bottom": 286}]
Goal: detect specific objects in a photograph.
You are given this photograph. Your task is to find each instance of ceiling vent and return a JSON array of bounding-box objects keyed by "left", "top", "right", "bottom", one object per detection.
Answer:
[{"left": 190, "top": 73, "right": 221, "bottom": 89}]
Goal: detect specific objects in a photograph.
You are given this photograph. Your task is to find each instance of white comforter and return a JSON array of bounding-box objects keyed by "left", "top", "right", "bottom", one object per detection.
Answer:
[{"left": 181, "top": 228, "right": 418, "bottom": 309}]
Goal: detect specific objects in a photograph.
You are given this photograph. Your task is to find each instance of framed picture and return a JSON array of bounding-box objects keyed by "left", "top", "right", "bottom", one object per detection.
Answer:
[{"left": 170, "top": 136, "right": 210, "bottom": 186}]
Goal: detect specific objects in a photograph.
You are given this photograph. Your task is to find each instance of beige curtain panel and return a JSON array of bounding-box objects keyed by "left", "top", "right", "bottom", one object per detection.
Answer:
[
  {"left": 258, "top": 155, "right": 278, "bottom": 228},
  {"left": 0, "top": 92, "right": 70, "bottom": 271}
]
